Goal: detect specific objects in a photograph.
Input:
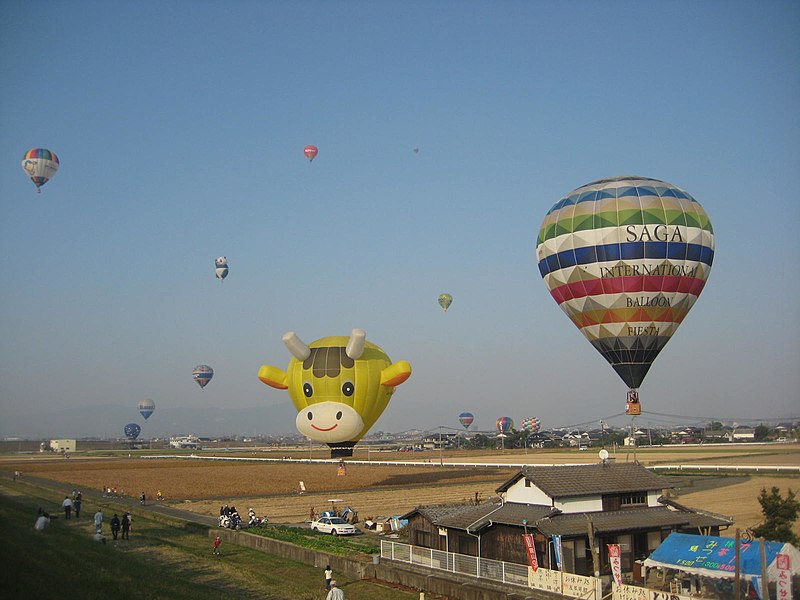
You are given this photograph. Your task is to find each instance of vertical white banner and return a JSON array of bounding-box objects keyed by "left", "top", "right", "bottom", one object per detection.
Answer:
[
  {"left": 777, "top": 553, "right": 792, "bottom": 600},
  {"left": 607, "top": 543, "right": 623, "bottom": 586}
]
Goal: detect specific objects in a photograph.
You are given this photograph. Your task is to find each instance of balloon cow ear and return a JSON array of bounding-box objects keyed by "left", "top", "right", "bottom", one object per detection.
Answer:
[
  {"left": 258, "top": 365, "right": 288, "bottom": 389},
  {"left": 380, "top": 361, "right": 412, "bottom": 387}
]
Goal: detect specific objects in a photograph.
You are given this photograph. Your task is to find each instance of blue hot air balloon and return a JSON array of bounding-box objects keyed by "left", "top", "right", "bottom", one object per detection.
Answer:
[
  {"left": 138, "top": 398, "right": 155, "bottom": 420},
  {"left": 124, "top": 423, "right": 141, "bottom": 441}
]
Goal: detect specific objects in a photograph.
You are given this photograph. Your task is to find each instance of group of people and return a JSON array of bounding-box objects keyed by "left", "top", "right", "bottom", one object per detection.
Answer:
[{"left": 48, "top": 493, "right": 133, "bottom": 542}]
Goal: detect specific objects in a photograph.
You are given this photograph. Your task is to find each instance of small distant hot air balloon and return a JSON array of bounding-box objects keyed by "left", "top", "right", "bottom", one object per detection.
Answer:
[
  {"left": 458, "top": 412, "right": 474, "bottom": 430},
  {"left": 536, "top": 176, "right": 714, "bottom": 413},
  {"left": 192, "top": 365, "right": 214, "bottom": 389},
  {"left": 413, "top": 147, "right": 420, "bottom": 155},
  {"left": 438, "top": 293, "right": 453, "bottom": 312},
  {"left": 138, "top": 398, "right": 155, "bottom": 420},
  {"left": 521, "top": 417, "right": 540, "bottom": 433},
  {"left": 496, "top": 417, "right": 514, "bottom": 435},
  {"left": 21, "top": 148, "right": 59, "bottom": 192},
  {"left": 304, "top": 145, "right": 318, "bottom": 162},
  {"left": 215, "top": 256, "right": 228, "bottom": 282},
  {"left": 124, "top": 423, "right": 141, "bottom": 441}
]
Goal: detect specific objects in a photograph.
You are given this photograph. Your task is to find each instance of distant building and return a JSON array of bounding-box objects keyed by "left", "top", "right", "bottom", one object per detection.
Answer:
[
  {"left": 169, "top": 435, "right": 200, "bottom": 449},
  {"left": 49, "top": 439, "right": 76, "bottom": 453}
]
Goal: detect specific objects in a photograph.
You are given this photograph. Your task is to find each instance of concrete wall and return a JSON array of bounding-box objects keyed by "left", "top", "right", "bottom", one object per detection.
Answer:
[{"left": 210, "top": 529, "right": 563, "bottom": 600}]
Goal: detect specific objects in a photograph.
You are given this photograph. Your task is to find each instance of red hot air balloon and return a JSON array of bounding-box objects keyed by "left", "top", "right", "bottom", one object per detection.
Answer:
[{"left": 304, "top": 145, "right": 318, "bottom": 162}]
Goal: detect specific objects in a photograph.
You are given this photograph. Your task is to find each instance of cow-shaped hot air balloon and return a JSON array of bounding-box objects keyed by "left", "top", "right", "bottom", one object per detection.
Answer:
[
  {"left": 257, "top": 329, "right": 411, "bottom": 457},
  {"left": 536, "top": 176, "right": 714, "bottom": 413}
]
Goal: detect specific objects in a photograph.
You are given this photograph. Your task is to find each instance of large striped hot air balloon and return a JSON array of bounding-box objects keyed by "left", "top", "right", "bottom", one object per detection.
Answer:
[
  {"left": 21, "top": 148, "right": 59, "bottom": 192},
  {"left": 536, "top": 176, "right": 714, "bottom": 411}
]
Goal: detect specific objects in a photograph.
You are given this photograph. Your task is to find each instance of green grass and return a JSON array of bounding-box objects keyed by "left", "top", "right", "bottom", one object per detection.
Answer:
[
  {"left": 0, "top": 480, "right": 417, "bottom": 600},
  {"left": 250, "top": 524, "right": 383, "bottom": 556}
]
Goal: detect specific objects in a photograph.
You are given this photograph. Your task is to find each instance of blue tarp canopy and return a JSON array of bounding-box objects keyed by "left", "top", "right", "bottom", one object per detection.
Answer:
[{"left": 644, "top": 533, "right": 800, "bottom": 581}]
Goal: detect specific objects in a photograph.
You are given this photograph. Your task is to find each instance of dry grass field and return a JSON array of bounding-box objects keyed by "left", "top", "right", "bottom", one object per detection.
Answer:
[{"left": 3, "top": 443, "right": 799, "bottom": 539}]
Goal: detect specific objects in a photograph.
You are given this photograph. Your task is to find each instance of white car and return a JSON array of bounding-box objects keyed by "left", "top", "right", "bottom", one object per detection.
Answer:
[{"left": 311, "top": 516, "right": 358, "bottom": 536}]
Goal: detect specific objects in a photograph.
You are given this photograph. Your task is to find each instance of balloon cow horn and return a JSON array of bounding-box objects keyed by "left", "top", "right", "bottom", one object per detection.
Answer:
[
  {"left": 346, "top": 329, "right": 366, "bottom": 360},
  {"left": 283, "top": 332, "right": 311, "bottom": 360}
]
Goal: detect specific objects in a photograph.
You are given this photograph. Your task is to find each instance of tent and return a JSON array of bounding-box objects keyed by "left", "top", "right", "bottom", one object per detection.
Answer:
[{"left": 644, "top": 532, "right": 800, "bottom": 582}]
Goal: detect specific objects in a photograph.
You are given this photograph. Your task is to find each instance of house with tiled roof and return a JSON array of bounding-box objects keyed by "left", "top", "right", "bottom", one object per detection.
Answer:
[{"left": 402, "top": 461, "right": 732, "bottom": 582}]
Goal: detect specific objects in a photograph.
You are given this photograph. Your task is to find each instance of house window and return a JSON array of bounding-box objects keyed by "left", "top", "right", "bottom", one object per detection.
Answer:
[{"left": 620, "top": 492, "right": 646, "bottom": 506}]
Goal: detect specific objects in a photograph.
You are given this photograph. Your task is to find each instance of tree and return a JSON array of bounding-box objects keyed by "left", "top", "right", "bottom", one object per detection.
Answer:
[
  {"left": 750, "top": 487, "right": 799, "bottom": 545},
  {"left": 754, "top": 424, "right": 771, "bottom": 442}
]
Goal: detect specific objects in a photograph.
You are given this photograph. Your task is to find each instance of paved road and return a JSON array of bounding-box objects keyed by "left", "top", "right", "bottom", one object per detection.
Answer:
[{"left": 3, "top": 470, "right": 218, "bottom": 527}]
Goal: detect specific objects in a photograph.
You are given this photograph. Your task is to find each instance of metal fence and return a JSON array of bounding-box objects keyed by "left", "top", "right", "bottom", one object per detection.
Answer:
[{"left": 381, "top": 540, "right": 529, "bottom": 588}]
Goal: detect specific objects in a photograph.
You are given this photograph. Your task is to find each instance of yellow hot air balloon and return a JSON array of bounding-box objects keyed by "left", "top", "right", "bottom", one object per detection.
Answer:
[{"left": 257, "top": 329, "right": 411, "bottom": 457}]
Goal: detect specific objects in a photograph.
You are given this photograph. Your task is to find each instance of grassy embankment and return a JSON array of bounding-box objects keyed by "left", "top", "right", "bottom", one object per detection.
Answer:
[{"left": 0, "top": 479, "right": 416, "bottom": 600}]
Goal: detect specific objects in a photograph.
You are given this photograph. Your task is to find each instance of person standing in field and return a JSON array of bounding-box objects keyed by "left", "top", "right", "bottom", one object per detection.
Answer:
[
  {"left": 140, "top": 491, "right": 146, "bottom": 505},
  {"left": 213, "top": 535, "right": 221, "bottom": 555},
  {"left": 121, "top": 512, "right": 131, "bottom": 539},
  {"left": 73, "top": 495, "right": 82, "bottom": 519},
  {"left": 110, "top": 514, "right": 121, "bottom": 540},
  {"left": 326, "top": 580, "right": 345, "bottom": 600},
  {"left": 324, "top": 565, "right": 333, "bottom": 590},
  {"left": 62, "top": 496, "right": 72, "bottom": 519},
  {"left": 94, "top": 508, "right": 104, "bottom": 534}
]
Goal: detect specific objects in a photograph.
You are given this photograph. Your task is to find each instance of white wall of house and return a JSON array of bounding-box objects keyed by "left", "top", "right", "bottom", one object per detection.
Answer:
[
  {"left": 504, "top": 478, "right": 553, "bottom": 504},
  {"left": 555, "top": 496, "right": 603, "bottom": 513}
]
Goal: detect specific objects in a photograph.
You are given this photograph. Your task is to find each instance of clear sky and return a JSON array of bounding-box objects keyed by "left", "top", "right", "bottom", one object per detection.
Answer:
[{"left": 1, "top": 0, "right": 798, "bottom": 439}]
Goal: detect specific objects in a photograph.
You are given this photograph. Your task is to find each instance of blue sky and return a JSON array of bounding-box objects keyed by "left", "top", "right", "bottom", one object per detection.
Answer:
[{"left": 1, "top": 0, "right": 798, "bottom": 439}]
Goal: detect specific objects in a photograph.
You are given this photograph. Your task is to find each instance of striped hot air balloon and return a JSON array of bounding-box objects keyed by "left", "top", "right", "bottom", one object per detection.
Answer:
[
  {"left": 21, "top": 148, "right": 59, "bottom": 192},
  {"left": 536, "top": 176, "right": 714, "bottom": 410}
]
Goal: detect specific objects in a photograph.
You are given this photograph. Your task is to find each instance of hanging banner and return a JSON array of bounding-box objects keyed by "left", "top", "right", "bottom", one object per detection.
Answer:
[
  {"left": 553, "top": 535, "right": 563, "bottom": 570},
  {"left": 523, "top": 534, "right": 539, "bottom": 571},
  {"left": 777, "top": 553, "right": 792, "bottom": 600},
  {"left": 607, "top": 543, "right": 623, "bottom": 586}
]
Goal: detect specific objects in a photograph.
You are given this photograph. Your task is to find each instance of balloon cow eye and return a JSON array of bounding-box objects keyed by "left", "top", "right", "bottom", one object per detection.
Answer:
[
  {"left": 303, "top": 383, "right": 313, "bottom": 398},
  {"left": 342, "top": 381, "right": 354, "bottom": 397}
]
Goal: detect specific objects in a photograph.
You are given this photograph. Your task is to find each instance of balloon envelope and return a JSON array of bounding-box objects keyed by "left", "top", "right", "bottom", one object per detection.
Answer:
[
  {"left": 536, "top": 176, "right": 714, "bottom": 390},
  {"left": 496, "top": 417, "right": 514, "bottom": 434},
  {"left": 124, "top": 423, "right": 141, "bottom": 440},
  {"left": 521, "top": 417, "right": 540, "bottom": 432},
  {"left": 192, "top": 365, "right": 214, "bottom": 389},
  {"left": 21, "top": 148, "right": 59, "bottom": 192},
  {"left": 215, "top": 256, "right": 228, "bottom": 281},
  {"left": 458, "top": 412, "right": 474, "bottom": 429},
  {"left": 257, "top": 329, "right": 412, "bottom": 457},
  {"left": 304, "top": 145, "right": 318, "bottom": 161},
  {"left": 138, "top": 398, "right": 155, "bottom": 420},
  {"left": 438, "top": 293, "right": 453, "bottom": 312}
]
